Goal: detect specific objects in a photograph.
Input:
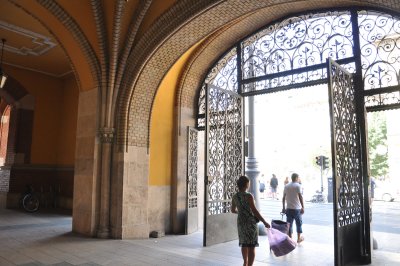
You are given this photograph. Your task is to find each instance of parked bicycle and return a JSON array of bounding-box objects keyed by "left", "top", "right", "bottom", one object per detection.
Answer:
[{"left": 21, "top": 185, "right": 40, "bottom": 212}]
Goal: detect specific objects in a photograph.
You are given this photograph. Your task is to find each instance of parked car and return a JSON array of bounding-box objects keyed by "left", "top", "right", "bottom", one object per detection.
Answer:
[{"left": 372, "top": 180, "right": 399, "bottom": 202}]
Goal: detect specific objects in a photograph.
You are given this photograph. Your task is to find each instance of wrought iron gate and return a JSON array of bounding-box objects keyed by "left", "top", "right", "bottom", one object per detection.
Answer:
[
  {"left": 186, "top": 127, "right": 199, "bottom": 234},
  {"left": 204, "top": 84, "right": 243, "bottom": 246},
  {"left": 328, "top": 59, "right": 371, "bottom": 265}
]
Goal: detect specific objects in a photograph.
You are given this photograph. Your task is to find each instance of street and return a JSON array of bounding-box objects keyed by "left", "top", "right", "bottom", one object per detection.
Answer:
[
  {"left": 259, "top": 198, "right": 333, "bottom": 226},
  {"left": 371, "top": 200, "right": 400, "bottom": 234},
  {"left": 259, "top": 197, "right": 400, "bottom": 253}
]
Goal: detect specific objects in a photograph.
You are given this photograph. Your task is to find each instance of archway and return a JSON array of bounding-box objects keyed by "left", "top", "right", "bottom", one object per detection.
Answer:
[
  {"left": 0, "top": 1, "right": 86, "bottom": 219},
  {"left": 162, "top": 1, "right": 400, "bottom": 241},
  {"left": 0, "top": 76, "right": 35, "bottom": 208},
  {"left": 186, "top": 7, "right": 400, "bottom": 265}
]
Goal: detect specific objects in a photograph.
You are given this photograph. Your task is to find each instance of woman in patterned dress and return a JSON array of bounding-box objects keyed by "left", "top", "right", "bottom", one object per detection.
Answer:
[{"left": 231, "top": 175, "right": 271, "bottom": 266}]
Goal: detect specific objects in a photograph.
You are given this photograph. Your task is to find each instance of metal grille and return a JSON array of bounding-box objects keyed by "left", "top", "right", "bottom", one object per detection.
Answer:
[
  {"left": 196, "top": 9, "right": 400, "bottom": 122},
  {"left": 207, "top": 47, "right": 238, "bottom": 91},
  {"left": 197, "top": 87, "right": 206, "bottom": 129},
  {"left": 365, "top": 90, "right": 400, "bottom": 109},
  {"left": 328, "top": 59, "right": 362, "bottom": 227},
  {"left": 241, "top": 11, "right": 353, "bottom": 92},
  {"left": 187, "top": 127, "right": 198, "bottom": 209},
  {"left": 189, "top": 198, "right": 197, "bottom": 208},
  {"left": 197, "top": 48, "right": 237, "bottom": 129},
  {"left": 358, "top": 10, "right": 400, "bottom": 90},
  {"left": 205, "top": 85, "right": 242, "bottom": 215}
]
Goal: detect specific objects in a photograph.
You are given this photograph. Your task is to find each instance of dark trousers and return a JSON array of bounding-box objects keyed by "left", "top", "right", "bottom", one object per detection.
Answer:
[{"left": 286, "top": 209, "right": 303, "bottom": 235}]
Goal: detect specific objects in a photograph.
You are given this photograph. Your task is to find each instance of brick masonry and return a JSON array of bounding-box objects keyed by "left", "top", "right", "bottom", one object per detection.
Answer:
[
  {"left": 0, "top": 168, "right": 10, "bottom": 193},
  {"left": 12, "top": 0, "right": 400, "bottom": 150},
  {"left": 17, "top": 0, "right": 400, "bottom": 151},
  {"left": 117, "top": 0, "right": 400, "bottom": 150}
]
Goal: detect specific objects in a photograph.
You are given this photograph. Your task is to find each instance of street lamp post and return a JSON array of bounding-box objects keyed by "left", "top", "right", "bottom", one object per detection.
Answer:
[
  {"left": 245, "top": 94, "right": 266, "bottom": 235},
  {"left": 245, "top": 80, "right": 266, "bottom": 235}
]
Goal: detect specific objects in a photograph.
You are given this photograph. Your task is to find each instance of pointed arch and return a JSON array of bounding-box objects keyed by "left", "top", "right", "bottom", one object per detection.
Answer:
[
  {"left": 36, "top": 0, "right": 101, "bottom": 89},
  {"left": 117, "top": 0, "right": 400, "bottom": 152}
]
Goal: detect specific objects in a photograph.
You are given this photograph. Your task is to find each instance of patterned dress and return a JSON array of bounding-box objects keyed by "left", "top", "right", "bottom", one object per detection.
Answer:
[{"left": 232, "top": 191, "right": 259, "bottom": 247}]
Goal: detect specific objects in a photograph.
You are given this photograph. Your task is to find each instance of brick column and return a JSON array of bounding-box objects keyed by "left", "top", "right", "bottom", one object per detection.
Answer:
[{"left": 0, "top": 167, "right": 10, "bottom": 208}]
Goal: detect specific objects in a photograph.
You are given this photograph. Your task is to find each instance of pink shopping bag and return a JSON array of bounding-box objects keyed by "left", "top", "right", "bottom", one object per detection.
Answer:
[{"left": 267, "top": 228, "right": 297, "bottom": 257}]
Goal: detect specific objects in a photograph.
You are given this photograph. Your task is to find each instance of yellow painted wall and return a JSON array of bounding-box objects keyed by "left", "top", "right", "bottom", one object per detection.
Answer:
[
  {"left": 57, "top": 74, "right": 79, "bottom": 165},
  {"left": 5, "top": 66, "right": 78, "bottom": 165},
  {"left": 149, "top": 71, "right": 175, "bottom": 186},
  {"left": 149, "top": 45, "right": 197, "bottom": 186}
]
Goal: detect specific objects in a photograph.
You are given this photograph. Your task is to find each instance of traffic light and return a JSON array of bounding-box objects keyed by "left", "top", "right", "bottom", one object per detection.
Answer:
[
  {"left": 315, "top": 156, "right": 321, "bottom": 166},
  {"left": 322, "top": 156, "right": 329, "bottom": 170}
]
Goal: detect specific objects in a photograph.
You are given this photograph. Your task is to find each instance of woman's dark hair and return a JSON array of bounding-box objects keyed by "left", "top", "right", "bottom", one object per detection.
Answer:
[{"left": 237, "top": 175, "right": 250, "bottom": 189}]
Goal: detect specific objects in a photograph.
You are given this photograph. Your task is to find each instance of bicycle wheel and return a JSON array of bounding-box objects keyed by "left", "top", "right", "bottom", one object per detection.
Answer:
[{"left": 22, "top": 194, "right": 39, "bottom": 212}]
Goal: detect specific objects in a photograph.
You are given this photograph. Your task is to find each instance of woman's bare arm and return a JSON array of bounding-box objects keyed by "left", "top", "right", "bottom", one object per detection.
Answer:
[
  {"left": 231, "top": 198, "right": 237, "bottom": 213},
  {"left": 247, "top": 194, "right": 270, "bottom": 228}
]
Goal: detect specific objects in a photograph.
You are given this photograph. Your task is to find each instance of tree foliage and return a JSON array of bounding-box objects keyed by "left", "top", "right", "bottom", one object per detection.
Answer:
[{"left": 367, "top": 112, "right": 389, "bottom": 179}]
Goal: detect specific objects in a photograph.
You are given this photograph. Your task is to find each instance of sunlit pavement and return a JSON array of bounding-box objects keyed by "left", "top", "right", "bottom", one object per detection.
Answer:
[
  {"left": 1, "top": 205, "right": 400, "bottom": 265},
  {"left": 259, "top": 197, "right": 400, "bottom": 265}
]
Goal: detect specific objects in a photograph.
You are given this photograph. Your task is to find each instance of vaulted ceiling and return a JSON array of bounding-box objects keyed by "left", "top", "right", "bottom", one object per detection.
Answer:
[
  {"left": 2, "top": 0, "right": 400, "bottom": 96},
  {"left": 1, "top": 0, "right": 71, "bottom": 77},
  {"left": 0, "top": 0, "right": 177, "bottom": 85}
]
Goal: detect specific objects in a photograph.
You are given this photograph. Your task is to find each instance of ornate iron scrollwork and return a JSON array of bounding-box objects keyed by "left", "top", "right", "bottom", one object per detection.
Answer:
[
  {"left": 197, "top": 86, "right": 206, "bottom": 129},
  {"left": 208, "top": 48, "right": 238, "bottom": 91},
  {"left": 365, "top": 91, "right": 400, "bottom": 108},
  {"left": 196, "top": 9, "right": 400, "bottom": 122},
  {"left": 358, "top": 10, "right": 400, "bottom": 90},
  {"left": 206, "top": 85, "right": 242, "bottom": 215},
  {"left": 197, "top": 48, "right": 237, "bottom": 129},
  {"left": 241, "top": 11, "right": 353, "bottom": 92},
  {"left": 187, "top": 127, "right": 198, "bottom": 208},
  {"left": 195, "top": 8, "right": 400, "bottom": 218},
  {"left": 328, "top": 60, "right": 362, "bottom": 227}
]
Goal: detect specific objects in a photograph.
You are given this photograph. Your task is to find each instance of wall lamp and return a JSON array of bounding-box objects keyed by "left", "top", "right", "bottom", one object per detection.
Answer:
[{"left": 0, "top": 39, "right": 7, "bottom": 89}]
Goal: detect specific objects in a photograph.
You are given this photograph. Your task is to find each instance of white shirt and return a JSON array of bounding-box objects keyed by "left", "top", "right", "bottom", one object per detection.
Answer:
[{"left": 284, "top": 182, "right": 302, "bottom": 209}]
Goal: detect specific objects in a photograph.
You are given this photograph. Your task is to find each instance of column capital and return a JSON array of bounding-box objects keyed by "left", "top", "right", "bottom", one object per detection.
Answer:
[{"left": 99, "top": 127, "right": 115, "bottom": 143}]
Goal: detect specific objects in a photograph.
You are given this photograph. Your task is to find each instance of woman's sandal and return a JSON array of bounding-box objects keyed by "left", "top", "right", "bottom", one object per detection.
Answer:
[{"left": 297, "top": 236, "right": 304, "bottom": 243}]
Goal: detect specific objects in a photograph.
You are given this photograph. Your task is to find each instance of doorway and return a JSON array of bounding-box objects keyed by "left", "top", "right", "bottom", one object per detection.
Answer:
[
  {"left": 191, "top": 8, "right": 400, "bottom": 265},
  {"left": 368, "top": 109, "right": 400, "bottom": 257}
]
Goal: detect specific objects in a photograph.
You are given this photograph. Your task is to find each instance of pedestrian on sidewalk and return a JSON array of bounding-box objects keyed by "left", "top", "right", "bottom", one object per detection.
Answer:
[
  {"left": 270, "top": 174, "right": 279, "bottom": 200},
  {"left": 282, "top": 173, "right": 305, "bottom": 243},
  {"left": 284, "top": 176, "right": 289, "bottom": 186},
  {"left": 231, "top": 175, "right": 271, "bottom": 266}
]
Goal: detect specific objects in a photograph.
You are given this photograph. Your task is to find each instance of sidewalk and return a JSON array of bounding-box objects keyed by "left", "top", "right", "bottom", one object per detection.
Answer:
[{"left": 0, "top": 208, "right": 398, "bottom": 265}]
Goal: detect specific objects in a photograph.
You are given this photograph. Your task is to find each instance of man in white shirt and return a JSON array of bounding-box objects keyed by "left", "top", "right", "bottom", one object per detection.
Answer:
[{"left": 282, "top": 173, "right": 305, "bottom": 243}]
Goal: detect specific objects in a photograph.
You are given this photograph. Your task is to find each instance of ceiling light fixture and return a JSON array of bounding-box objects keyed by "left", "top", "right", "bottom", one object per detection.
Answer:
[{"left": 0, "top": 39, "right": 7, "bottom": 89}]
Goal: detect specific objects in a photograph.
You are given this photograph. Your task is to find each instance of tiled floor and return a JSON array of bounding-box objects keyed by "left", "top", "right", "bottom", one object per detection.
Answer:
[{"left": 0, "top": 208, "right": 399, "bottom": 265}]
